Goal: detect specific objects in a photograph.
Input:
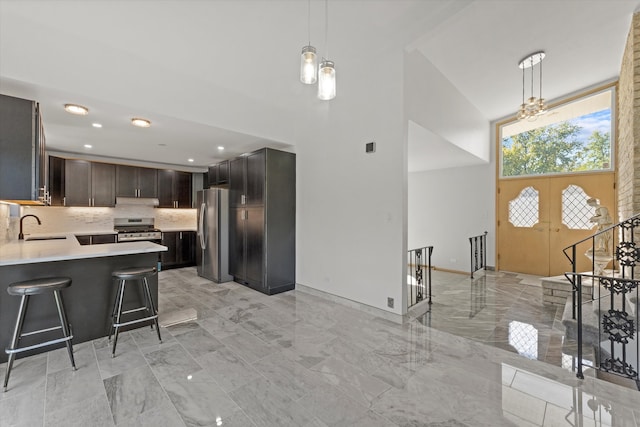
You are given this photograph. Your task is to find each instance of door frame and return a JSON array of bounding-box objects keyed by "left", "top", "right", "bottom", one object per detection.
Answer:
[{"left": 494, "top": 82, "right": 618, "bottom": 274}]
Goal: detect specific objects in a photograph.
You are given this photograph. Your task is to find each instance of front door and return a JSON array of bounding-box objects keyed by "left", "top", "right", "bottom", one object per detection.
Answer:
[{"left": 497, "top": 172, "right": 615, "bottom": 276}]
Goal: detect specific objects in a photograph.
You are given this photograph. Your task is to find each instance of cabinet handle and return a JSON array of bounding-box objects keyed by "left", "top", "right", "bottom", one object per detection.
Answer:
[
  {"left": 89, "top": 198, "right": 92, "bottom": 206},
  {"left": 180, "top": 232, "right": 183, "bottom": 239},
  {"left": 63, "top": 196, "right": 66, "bottom": 207},
  {"left": 241, "top": 194, "right": 246, "bottom": 205}
]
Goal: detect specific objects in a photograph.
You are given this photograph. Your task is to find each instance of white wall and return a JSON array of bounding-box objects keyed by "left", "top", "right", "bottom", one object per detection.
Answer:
[
  {"left": 404, "top": 50, "right": 489, "bottom": 162},
  {"left": 296, "top": 50, "right": 407, "bottom": 315},
  {"left": 404, "top": 48, "right": 495, "bottom": 273},
  {"left": 408, "top": 163, "right": 495, "bottom": 272}
]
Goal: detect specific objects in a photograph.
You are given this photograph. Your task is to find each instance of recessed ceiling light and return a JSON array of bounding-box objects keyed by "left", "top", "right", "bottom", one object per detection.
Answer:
[
  {"left": 92, "top": 123, "right": 102, "bottom": 128},
  {"left": 131, "top": 118, "right": 151, "bottom": 128},
  {"left": 188, "top": 158, "right": 194, "bottom": 163},
  {"left": 64, "top": 104, "right": 89, "bottom": 115},
  {"left": 84, "top": 144, "right": 92, "bottom": 149},
  {"left": 218, "top": 146, "right": 224, "bottom": 150}
]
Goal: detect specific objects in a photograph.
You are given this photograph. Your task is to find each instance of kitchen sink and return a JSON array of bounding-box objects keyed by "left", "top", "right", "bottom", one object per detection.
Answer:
[{"left": 25, "top": 236, "right": 67, "bottom": 241}]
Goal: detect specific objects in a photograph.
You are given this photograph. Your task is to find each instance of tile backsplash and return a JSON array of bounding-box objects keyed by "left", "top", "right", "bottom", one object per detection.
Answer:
[{"left": 1, "top": 205, "right": 196, "bottom": 242}]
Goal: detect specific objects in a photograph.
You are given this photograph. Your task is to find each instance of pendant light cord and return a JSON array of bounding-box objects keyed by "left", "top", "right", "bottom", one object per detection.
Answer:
[
  {"left": 539, "top": 54, "right": 543, "bottom": 100},
  {"left": 324, "top": 0, "right": 329, "bottom": 60},
  {"left": 521, "top": 63, "right": 525, "bottom": 105},
  {"left": 307, "top": 0, "right": 311, "bottom": 46},
  {"left": 529, "top": 57, "right": 534, "bottom": 101}
]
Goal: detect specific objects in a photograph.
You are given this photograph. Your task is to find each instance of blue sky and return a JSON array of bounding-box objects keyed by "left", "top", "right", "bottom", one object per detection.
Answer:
[
  {"left": 571, "top": 109, "right": 611, "bottom": 143},
  {"left": 503, "top": 108, "right": 611, "bottom": 148}
]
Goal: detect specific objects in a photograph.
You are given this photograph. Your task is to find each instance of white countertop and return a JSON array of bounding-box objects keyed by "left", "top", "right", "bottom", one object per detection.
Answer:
[
  {"left": 158, "top": 227, "right": 197, "bottom": 232},
  {"left": 0, "top": 234, "right": 167, "bottom": 267}
]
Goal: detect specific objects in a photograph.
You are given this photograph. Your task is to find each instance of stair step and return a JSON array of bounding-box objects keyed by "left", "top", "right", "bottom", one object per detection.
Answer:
[{"left": 542, "top": 274, "right": 593, "bottom": 307}]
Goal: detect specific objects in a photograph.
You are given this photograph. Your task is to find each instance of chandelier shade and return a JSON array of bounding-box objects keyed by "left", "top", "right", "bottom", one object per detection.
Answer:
[
  {"left": 318, "top": 60, "right": 336, "bottom": 100},
  {"left": 300, "top": 45, "right": 318, "bottom": 84},
  {"left": 517, "top": 51, "right": 547, "bottom": 121}
]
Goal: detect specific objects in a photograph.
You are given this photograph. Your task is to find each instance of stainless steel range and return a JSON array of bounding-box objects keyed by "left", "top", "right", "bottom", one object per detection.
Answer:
[{"left": 114, "top": 218, "right": 162, "bottom": 242}]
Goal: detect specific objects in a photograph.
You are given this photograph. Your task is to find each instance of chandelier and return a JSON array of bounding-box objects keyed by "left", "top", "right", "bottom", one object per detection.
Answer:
[{"left": 517, "top": 51, "right": 546, "bottom": 121}]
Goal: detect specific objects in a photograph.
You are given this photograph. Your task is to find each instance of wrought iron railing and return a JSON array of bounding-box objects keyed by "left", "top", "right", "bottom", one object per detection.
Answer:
[
  {"left": 407, "top": 246, "right": 433, "bottom": 308},
  {"left": 563, "top": 214, "right": 640, "bottom": 383},
  {"left": 469, "top": 231, "right": 488, "bottom": 278},
  {"left": 563, "top": 213, "right": 640, "bottom": 319}
]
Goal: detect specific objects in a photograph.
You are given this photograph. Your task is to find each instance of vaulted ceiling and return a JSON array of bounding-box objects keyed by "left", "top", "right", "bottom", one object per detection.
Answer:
[{"left": 1, "top": 1, "right": 637, "bottom": 171}]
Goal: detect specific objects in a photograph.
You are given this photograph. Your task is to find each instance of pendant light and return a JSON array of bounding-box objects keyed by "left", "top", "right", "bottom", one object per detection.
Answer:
[
  {"left": 300, "top": 0, "right": 317, "bottom": 84},
  {"left": 516, "top": 51, "right": 547, "bottom": 121},
  {"left": 318, "top": 0, "right": 336, "bottom": 100}
]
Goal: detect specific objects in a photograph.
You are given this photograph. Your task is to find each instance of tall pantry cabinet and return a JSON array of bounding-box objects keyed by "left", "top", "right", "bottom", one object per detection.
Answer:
[{"left": 228, "top": 148, "right": 295, "bottom": 295}]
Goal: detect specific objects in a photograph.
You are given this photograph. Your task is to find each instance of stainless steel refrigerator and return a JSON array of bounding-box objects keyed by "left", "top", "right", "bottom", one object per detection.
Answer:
[{"left": 196, "top": 188, "right": 232, "bottom": 283}]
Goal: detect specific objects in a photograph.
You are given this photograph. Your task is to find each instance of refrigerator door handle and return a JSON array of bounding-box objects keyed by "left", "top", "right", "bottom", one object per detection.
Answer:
[{"left": 198, "top": 203, "right": 206, "bottom": 249}]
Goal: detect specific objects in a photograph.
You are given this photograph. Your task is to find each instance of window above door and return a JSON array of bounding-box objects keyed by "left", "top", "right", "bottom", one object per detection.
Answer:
[{"left": 500, "top": 85, "right": 615, "bottom": 178}]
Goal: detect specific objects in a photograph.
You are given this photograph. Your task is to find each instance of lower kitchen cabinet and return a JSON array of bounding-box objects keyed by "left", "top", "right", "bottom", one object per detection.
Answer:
[
  {"left": 76, "top": 233, "right": 117, "bottom": 245},
  {"left": 161, "top": 231, "right": 195, "bottom": 270}
]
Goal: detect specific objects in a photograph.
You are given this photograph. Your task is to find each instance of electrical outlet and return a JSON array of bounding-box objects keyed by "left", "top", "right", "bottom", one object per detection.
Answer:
[{"left": 387, "top": 297, "right": 394, "bottom": 308}]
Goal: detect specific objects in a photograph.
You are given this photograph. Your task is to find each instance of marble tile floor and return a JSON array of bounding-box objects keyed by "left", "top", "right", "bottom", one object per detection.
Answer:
[
  {"left": 415, "top": 270, "right": 570, "bottom": 370},
  {"left": 1, "top": 267, "right": 640, "bottom": 426}
]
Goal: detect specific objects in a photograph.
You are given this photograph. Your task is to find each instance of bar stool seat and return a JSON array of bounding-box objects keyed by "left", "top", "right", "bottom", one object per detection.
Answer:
[
  {"left": 109, "top": 266, "right": 161, "bottom": 357},
  {"left": 4, "top": 276, "right": 76, "bottom": 392}
]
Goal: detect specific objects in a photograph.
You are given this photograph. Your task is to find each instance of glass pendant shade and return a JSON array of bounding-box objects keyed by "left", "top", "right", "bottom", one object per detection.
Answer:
[
  {"left": 300, "top": 46, "right": 317, "bottom": 84},
  {"left": 317, "top": 60, "right": 336, "bottom": 100}
]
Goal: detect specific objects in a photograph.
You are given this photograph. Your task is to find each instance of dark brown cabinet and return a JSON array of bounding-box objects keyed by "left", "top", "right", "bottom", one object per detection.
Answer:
[
  {"left": 76, "top": 234, "right": 117, "bottom": 245},
  {"left": 208, "top": 160, "right": 229, "bottom": 187},
  {"left": 161, "top": 231, "right": 196, "bottom": 269},
  {"left": 116, "top": 165, "right": 157, "bottom": 198},
  {"left": 55, "top": 158, "right": 116, "bottom": 207},
  {"left": 0, "top": 95, "right": 45, "bottom": 202},
  {"left": 229, "top": 152, "right": 265, "bottom": 208},
  {"left": 158, "top": 170, "right": 192, "bottom": 208},
  {"left": 48, "top": 156, "right": 65, "bottom": 206},
  {"left": 228, "top": 148, "right": 295, "bottom": 295}
]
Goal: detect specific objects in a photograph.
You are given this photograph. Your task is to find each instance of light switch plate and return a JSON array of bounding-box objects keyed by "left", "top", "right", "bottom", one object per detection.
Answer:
[{"left": 366, "top": 142, "right": 376, "bottom": 153}]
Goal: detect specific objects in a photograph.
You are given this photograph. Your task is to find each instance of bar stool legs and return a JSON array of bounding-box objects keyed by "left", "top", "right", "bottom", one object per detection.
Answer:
[
  {"left": 53, "top": 291, "right": 76, "bottom": 371},
  {"left": 108, "top": 267, "right": 161, "bottom": 357},
  {"left": 4, "top": 277, "right": 76, "bottom": 392}
]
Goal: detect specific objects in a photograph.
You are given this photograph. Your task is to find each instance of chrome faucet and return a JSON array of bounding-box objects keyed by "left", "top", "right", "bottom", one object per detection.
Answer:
[{"left": 19, "top": 214, "right": 41, "bottom": 240}]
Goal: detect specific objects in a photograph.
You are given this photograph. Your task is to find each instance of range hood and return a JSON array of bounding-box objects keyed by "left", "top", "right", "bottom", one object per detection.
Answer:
[{"left": 115, "top": 197, "right": 159, "bottom": 206}]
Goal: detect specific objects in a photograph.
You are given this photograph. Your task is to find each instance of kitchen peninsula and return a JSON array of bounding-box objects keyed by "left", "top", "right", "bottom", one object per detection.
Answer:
[{"left": 0, "top": 235, "right": 166, "bottom": 363}]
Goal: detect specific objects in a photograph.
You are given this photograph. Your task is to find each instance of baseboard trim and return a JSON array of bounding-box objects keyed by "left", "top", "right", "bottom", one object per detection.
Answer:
[{"left": 295, "top": 283, "right": 406, "bottom": 324}]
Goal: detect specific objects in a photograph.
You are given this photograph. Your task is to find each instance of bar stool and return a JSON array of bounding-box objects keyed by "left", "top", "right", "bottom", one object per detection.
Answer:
[
  {"left": 4, "top": 276, "right": 76, "bottom": 392},
  {"left": 108, "top": 266, "right": 161, "bottom": 357}
]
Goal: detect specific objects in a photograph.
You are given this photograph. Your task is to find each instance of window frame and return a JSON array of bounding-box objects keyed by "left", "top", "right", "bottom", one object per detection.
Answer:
[{"left": 498, "top": 84, "right": 617, "bottom": 179}]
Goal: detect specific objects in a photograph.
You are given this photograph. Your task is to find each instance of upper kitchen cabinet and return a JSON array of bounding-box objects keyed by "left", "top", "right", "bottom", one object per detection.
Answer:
[
  {"left": 158, "top": 169, "right": 192, "bottom": 208},
  {"left": 208, "top": 160, "right": 229, "bottom": 187},
  {"left": 48, "top": 156, "right": 65, "bottom": 206},
  {"left": 0, "top": 94, "right": 46, "bottom": 202},
  {"left": 116, "top": 165, "right": 157, "bottom": 198},
  {"left": 229, "top": 152, "right": 265, "bottom": 208},
  {"left": 50, "top": 157, "right": 116, "bottom": 207}
]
